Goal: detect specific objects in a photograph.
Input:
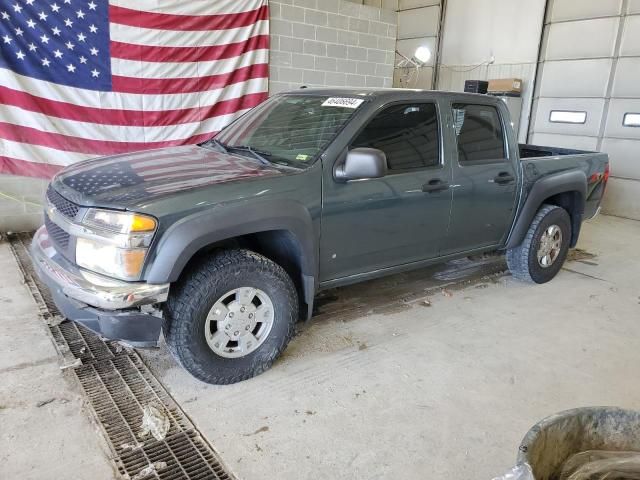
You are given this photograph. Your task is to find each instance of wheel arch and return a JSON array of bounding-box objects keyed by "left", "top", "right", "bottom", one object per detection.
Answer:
[
  {"left": 506, "top": 170, "right": 587, "bottom": 249},
  {"left": 144, "top": 201, "right": 318, "bottom": 319}
]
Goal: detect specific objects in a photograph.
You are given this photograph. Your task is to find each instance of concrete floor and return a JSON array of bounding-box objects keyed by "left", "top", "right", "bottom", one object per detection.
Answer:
[
  {"left": 0, "top": 242, "right": 116, "bottom": 480},
  {"left": 2, "top": 214, "right": 639, "bottom": 479}
]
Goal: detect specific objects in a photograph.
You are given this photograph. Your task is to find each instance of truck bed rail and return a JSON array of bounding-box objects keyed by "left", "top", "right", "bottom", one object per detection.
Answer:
[{"left": 519, "top": 144, "right": 597, "bottom": 159}]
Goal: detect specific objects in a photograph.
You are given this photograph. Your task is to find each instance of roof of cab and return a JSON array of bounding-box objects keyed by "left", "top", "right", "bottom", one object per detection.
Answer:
[{"left": 277, "top": 87, "right": 501, "bottom": 103}]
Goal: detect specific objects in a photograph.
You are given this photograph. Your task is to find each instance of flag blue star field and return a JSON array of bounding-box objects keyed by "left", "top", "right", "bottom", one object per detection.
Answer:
[
  {"left": 0, "top": 0, "right": 269, "bottom": 178},
  {"left": 0, "top": 0, "right": 112, "bottom": 90}
]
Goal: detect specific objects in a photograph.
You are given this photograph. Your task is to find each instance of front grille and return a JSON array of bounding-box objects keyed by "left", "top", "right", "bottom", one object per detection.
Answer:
[
  {"left": 45, "top": 215, "right": 70, "bottom": 249},
  {"left": 46, "top": 185, "right": 79, "bottom": 219}
]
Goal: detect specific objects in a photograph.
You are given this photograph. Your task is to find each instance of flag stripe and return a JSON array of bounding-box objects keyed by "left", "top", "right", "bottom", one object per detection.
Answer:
[
  {"left": 0, "top": 156, "right": 64, "bottom": 179},
  {"left": 2, "top": 106, "right": 252, "bottom": 146},
  {"left": 1, "top": 138, "right": 91, "bottom": 166},
  {"left": 109, "top": 0, "right": 263, "bottom": 16},
  {"left": 109, "top": 4, "right": 269, "bottom": 32},
  {"left": 110, "top": 34, "right": 270, "bottom": 64},
  {"left": 0, "top": 122, "right": 219, "bottom": 155},
  {"left": 0, "top": 85, "right": 266, "bottom": 127},
  {"left": 1, "top": 103, "right": 249, "bottom": 142},
  {"left": 0, "top": 72, "right": 267, "bottom": 111},
  {"left": 111, "top": 63, "right": 268, "bottom": 94},
  {"left": 111, "top": 49, "right": 268, "bottom": 80},
  {"left": 109, "top": 0, "right": 267, "bottom": 15},
  {"left": 110, "top": 19, "right": 268, "bottom": 48}
]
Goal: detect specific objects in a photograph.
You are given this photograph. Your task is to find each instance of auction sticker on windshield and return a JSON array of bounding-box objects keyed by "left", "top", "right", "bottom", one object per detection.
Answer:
[{"left": 322, "top": 97, "right": 364, "bottom": 109}]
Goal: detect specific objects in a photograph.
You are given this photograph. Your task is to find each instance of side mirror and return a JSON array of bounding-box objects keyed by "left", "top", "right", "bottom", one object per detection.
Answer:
[{"left": 335, "top": 148, "right": 388, "bottom": 181}]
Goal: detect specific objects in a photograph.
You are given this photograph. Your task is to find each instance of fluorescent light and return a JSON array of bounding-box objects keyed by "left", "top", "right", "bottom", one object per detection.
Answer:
[
  {"left": 414, "top": 46, "right": 432, "bottom": 64},
  {"left": 549, "top": 111, "right": 587, "bottom": 124},
  {"left": 623, "top": 113, "right": 640, "bottom": 127}
]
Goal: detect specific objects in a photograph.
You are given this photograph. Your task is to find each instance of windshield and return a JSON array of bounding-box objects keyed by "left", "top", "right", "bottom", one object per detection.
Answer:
[{"left": 212, "top": 94, "right": 364, "bottom": 168}]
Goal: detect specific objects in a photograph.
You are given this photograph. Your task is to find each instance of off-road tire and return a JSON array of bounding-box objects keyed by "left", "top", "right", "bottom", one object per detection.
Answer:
[
  {"left": 163, "top": 249, "right": 298, "bottom": 384},
  {"left": 506, "top": 204, "right": 571, "bottom": 284}
]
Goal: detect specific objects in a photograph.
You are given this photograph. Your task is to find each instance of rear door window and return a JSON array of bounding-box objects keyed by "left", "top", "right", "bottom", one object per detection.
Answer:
[{"left": 452, "top": 103, "right": 506, "bottom": 165}]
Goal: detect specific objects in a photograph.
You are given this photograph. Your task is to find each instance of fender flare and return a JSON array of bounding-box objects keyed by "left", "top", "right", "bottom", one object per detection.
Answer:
[
  {"left": 505, "top": 170, "right": 587, "bottom": 249},
  {"left": 143, "top": 200, "right": 318, "bottom": 290}
]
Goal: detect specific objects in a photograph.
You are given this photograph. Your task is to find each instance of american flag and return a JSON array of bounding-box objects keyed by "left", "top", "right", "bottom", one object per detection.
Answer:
[{"left": 0, "top": 0, "right": 269, "bottom": 178}]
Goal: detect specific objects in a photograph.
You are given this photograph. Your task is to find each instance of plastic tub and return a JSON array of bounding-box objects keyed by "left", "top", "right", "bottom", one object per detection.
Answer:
[{"left": 516, "top": 407, "right": 640, "bottom": 480}]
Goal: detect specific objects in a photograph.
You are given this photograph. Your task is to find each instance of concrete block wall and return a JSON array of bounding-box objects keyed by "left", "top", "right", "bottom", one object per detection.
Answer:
[
  {"left": 0, "top": 175, "right": 46, "bottom": 233},
  {"left": 268, "top": 0, "right": 398, "bottom": 93},
  {"left": 347, "top": 0, "right": 398, "bottom": 9}
]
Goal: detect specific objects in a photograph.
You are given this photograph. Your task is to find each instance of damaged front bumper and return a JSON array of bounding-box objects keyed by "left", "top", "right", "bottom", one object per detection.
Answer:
[{"left": 30, "top": 226, "right": 169, "bottom": 347}]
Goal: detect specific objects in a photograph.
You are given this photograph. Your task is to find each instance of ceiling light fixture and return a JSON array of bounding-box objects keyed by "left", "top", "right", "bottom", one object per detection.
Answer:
[{"left": 414, "top": 46, "right": 432, "bottom": 65}]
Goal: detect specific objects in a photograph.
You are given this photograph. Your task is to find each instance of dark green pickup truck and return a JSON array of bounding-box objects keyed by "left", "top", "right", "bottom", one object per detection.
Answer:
[{"left": 32, "top": 89, "right": 610, "bottom": 384}]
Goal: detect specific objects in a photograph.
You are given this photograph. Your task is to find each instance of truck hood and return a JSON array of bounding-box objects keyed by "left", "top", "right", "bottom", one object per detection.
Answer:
[{"left": 51, "top": 145, "right": 288, "bottom": 209}]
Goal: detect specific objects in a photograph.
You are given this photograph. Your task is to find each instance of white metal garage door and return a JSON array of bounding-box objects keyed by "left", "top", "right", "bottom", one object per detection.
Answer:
[{"left": 529, "top": 0, "right": 640, "bottom": 220}]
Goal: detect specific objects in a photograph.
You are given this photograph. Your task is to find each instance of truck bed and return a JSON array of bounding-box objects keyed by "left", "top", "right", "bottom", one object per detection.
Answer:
[
  {"left": 517, "top": 143, "right": 609, "bottom": 222},
  {"left": 519, "top": 144, "right": 597, "bottom": 159}
]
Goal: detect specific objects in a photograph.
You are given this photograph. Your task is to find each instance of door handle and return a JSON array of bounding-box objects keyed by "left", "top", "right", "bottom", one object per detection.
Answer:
[
  {"left": 422, "top": 179, "right": 450, "bottom": 193},
  {"left": 493, "top": 172, "right": 515, "bottom": 185}
]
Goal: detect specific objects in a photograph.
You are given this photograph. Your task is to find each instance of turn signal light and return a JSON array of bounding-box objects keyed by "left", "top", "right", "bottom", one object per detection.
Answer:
[{"left": 131, "top": 214, "right": 157, "bottom": 232}]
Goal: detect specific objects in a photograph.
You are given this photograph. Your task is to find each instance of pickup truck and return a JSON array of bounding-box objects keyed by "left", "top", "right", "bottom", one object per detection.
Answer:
[{"left": 32, "top": 89, "right": 610, "bottom": 384}]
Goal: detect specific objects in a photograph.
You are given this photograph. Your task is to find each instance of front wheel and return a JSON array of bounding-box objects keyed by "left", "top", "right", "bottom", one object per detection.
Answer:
[
  {"left": 506, "top": 204, "right": 572, "bottom": 284},
  {"left": 163, "top": 249, "right": 298, "bottom": 384}
]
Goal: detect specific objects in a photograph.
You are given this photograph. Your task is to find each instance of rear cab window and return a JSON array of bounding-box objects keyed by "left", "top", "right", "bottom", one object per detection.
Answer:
[{"left": 452, "top": 103, "right": 507, "bottom": 165}]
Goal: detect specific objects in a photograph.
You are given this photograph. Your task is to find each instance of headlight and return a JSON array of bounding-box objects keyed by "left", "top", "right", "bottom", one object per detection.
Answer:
[
  {"left": 84, "top": 209, "right": 157, "bottom": 234},
  {"left": 76, "top": 238, "right": 147, "bottom": 281},
  {"left": 76, "top": 209, "right": 157, "bottom": 281}
]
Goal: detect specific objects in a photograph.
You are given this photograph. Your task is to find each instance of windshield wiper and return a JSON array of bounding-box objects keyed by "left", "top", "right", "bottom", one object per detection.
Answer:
[
  {"left": 217, "top": 144, "right": 299, "bottom": 170},
  {"left": 200, "top": 138, "right": 229, "bottom": 153},
  {"left": 211, "top": 138, "right": 229, "bottom": 152},
  {"left": 226, "top": 145, "right": 272, "bottom": 166}
]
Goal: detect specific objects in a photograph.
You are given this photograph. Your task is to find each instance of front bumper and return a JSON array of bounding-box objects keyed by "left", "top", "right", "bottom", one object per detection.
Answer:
[{"left": 30, "top": 226, "right": 170, "bottom": 346}]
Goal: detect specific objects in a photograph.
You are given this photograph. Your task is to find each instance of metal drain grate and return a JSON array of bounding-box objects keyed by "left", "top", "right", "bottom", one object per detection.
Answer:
[{"left": 9, "top": 233, "right": 235, "bottom": 480}]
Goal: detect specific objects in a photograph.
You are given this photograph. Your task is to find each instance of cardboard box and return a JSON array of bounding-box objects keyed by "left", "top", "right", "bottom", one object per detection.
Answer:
[{"left": 488, "top": 78, "right": 523, "bottom": 94}]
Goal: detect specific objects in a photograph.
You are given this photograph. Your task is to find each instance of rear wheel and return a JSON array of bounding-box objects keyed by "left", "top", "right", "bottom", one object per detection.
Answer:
[
  {"left": 506, "top": 204, "right": 571, "bottom": 284},
  {"left": 163, "top": 249, "right": 298, "bottom": 384}
]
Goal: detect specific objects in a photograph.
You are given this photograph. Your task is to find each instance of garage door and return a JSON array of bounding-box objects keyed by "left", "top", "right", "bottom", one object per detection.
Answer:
[
  {"left": 529, "top": 0, "right": 640, "bottom": 220},
  {"left": 394, "top": 0, "right": 442, "bottom": 89}
]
